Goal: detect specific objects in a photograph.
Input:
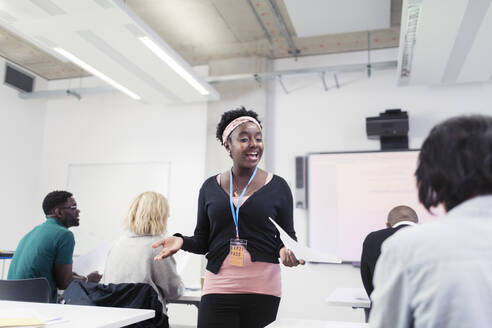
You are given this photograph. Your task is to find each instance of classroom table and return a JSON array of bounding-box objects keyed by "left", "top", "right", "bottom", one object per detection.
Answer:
[
  {"left": 326, "top": 288, "right": 370, "bottom": 308},
  {"left": 326, "top": 288, "right": 371, "bottom": 323},
  {"left": 267, "top": 318, "right": 368, "bottom": 328},
  {"left": 168, "top": 288, "right": 201, "bottom": 308},
  {"left": 0, "top": 300, "right": 155, "bottom": 328}
]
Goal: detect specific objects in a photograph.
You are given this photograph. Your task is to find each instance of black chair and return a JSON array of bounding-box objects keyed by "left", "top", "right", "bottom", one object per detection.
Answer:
[
  {"left": 0, "top": 277, "right": 51, "bottom": 303},
  {"left": 64, "top": 281, "right": 167, "bottom": 327}
]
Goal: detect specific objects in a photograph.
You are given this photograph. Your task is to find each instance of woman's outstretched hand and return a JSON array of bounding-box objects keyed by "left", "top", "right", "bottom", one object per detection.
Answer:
[
  {"left": 279, "top": 246, "right": 306, "bottom": 267},
  {"left": 152, "top": 236, "right": 184, "bottom": 261}
]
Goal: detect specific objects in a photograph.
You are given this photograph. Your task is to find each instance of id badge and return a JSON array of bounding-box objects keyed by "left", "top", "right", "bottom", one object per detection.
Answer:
[{"left": 229, "top": 238, "right": 247, "bottom": 267}]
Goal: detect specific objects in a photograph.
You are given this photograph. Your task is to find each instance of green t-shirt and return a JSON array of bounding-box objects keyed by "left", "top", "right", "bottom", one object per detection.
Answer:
[{"left": 8, "top": 218, "right": 75, "bottom": 302}]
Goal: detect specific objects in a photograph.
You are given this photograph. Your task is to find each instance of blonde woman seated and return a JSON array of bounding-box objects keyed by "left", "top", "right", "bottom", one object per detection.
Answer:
[{"left": 104, "top": 191, "right": 184, "bottom": 322}]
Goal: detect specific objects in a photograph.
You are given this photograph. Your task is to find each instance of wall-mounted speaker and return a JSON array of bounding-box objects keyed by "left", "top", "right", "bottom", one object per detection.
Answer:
[
  {"left": 4, "top": 64, "right": 34, "bottom": 93},
  {"left": 295, "top": 156, "right": 307, "bottom": 209}
]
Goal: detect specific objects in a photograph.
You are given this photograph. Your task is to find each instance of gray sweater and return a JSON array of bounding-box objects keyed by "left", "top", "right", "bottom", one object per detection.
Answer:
[{"left": 103, "top": 233, "right": 184, "bottom": 314}]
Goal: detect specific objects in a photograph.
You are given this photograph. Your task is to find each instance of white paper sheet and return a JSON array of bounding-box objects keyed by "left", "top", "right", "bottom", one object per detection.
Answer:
[
  {"left": 173, "top": 251, "right": 191, "bottom": 276},
  {"left": 268, "top": 217, "right": 342, "bottom": 263},
  {"left": 72, "top": 242, "right": 110, "bottom": 276},
  {"left": 0, "top": 308, "right": 67, "bottom": 326}
]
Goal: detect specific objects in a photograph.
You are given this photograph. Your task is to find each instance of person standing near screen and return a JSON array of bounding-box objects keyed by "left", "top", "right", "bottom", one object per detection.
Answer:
[{"left": 153, "top": 106, "right": 304, "bottom": 328}]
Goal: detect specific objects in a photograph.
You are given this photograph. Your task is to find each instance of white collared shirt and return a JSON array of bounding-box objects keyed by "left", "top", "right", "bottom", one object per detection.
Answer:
[
  {"left": 391, "top": 220, "right": 417, "bottom": 228},
  {"left": 370, "top": 195, "right": 492, "bottom": 328}
]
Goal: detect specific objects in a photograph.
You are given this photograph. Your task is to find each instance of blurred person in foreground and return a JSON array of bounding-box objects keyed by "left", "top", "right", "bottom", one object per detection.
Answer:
[{"left": 369, "top": 115, "right": 492, "bottom": 327}]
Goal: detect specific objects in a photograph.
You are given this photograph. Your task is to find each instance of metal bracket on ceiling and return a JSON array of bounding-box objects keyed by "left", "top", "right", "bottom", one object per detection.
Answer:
[
  {"left": 65, "top": 78, "right": 81, "bottom": 100},
  {"left": 205, "top": 61, "right": 397, "bottom": 85},
  {"left": 334, "top": 73, "right": 340, "bottom": 88},
  {"left": 367, "top": 31, "right": 372, "bottom": 78},
  {"left": 322, "top": 72, "right": 341, "bottom": 91},
  {"left": 277, "top": 75, "right": 288, "bottom": 94},
  {"left": 254, "top": 73, "right": 263, "bottom": 88},
  {"left": 66, "top": 89, "right": 81, "bottom": 100},
  {"left": 321, "top": 72, "right": 328, "bottom": 91}
]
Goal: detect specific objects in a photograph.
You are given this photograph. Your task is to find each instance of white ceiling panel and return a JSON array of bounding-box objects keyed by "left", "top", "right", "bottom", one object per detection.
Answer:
[
  {"left": 398, "top": 0, "right": 492, "bottom": 86},
  {"left": 128, "top": 0, "right": 238, "bottom": 48},
  {"left": 284, "top": 0, "right": 391, "bottom": 37},
  {"left": 406, "top": 0, "right": 468, "bottom": 85},
  {"left": 457, "top": 3, "right": 492, "bottom": 83},
  {"left": 0, "top": 0, "right": 218, "bottom": 104}
]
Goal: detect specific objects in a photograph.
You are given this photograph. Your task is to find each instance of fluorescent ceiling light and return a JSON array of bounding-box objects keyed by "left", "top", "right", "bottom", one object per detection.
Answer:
[
  {"left": 400, "top": 1, "right": 423, "bottom": 79},
  {"left": 53, "top": 47, "right": 141, "bottom": 100},
  {"left": 139, "top": 36, "right": 210, "bottom": 96}
]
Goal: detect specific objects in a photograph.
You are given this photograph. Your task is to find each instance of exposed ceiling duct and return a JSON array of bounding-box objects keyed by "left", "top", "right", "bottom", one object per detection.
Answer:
[{"left": 0, "top": 0, "right": 401, "bottom": 84}]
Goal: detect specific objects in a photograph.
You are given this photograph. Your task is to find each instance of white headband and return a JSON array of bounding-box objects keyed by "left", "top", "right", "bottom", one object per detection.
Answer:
[{"left": 222, "top": 116, "right": 261, "bottom": 144}]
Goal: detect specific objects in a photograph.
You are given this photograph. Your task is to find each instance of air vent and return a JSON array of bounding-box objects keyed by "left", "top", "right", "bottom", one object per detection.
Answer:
[{"left": 4, "top": 64, "right": 34, "bottom": 93}]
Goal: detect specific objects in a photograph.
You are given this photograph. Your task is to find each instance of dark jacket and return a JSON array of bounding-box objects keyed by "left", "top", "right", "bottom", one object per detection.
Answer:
[
  {"left": 360, "top": 224, "right": 412, "bottom": 297},
  {"left": 63, "top": 281, "right": 168, "bottom": 328}
]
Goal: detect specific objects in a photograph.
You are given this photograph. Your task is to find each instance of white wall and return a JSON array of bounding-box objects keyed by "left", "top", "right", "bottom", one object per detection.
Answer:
[
  {"left": 205, "top": 56, "right": 269, "bottom": 177},
  {"left": 39, "top": 89, "right": 208, "bottom": 325},
  {"left": 40, "top": 93, "right": 207, "bottom": 234},
  {"left": 267, "top": 48, "right": 492, "bottom": 322},
  {"left": 0, "top": 60, "right": 47, "bottom": 250}
]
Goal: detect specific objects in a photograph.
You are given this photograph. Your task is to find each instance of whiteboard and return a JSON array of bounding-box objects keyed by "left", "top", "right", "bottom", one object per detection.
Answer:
[
  {"left": 67, "top": 162, "right": 170, "bottom": 254},
  {"left": 307, "top": 150, "right": 442, "bottom": 262}
]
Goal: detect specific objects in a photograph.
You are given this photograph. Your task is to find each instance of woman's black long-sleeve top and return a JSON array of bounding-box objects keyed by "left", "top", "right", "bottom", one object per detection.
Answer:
[{"left": 175, "top": 174, "right": 297, "bottom": 274}]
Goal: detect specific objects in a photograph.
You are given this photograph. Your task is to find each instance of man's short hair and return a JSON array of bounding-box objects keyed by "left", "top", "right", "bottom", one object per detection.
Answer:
[
  {"left": 42, "top": 191, "right": 73, "bottom": 215},
  {"left": 416, "top": 115, "right": 492, "bottom": 211},
  {"left": 387, "top": 205, "right": 418, "bottom": 226}
]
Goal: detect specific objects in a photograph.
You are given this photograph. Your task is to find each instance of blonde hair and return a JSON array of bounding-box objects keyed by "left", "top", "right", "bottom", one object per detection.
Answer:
[{"left": 124, "top": 191, "right": 169, "bottom": 235}]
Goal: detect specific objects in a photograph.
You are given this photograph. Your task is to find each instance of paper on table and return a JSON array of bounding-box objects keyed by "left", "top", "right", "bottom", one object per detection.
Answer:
[
  {"left": 0, "top": 318, "right": 44, "bottom": 327},
  {"left": 268, "top": 217, "right": 341, "bottom": 263},
  {"left": 0, "top": 309, "right": 65, "bottom": 327},
  {"left": 72, "top": 242, "right": 110, "bottom": 276}
]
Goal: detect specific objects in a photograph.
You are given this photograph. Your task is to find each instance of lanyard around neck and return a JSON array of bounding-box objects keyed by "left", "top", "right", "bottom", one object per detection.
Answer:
[{"left": 229, "top": 166, "right": 258, "bottom": 239}]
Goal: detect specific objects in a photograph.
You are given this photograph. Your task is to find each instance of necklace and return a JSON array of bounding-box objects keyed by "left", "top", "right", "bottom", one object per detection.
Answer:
[
  {"left": 232, "top": 178, "right": 241, "bottom": 197},
  {"left": 230, "top": 168, "right": 258, "bottom": 197}
]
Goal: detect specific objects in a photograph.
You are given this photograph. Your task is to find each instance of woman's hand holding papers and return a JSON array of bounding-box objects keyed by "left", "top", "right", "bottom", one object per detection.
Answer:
[
  {"left": 279, "top": 247, "right": 305, "bottom": 267},
  {"left": 152, "top": 236, "right": 183, "bottom": 261}
]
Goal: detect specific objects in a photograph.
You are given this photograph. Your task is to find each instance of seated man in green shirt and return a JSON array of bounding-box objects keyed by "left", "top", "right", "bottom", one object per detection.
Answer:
[{"left": 8, "top": 190, "right": 102, "bottom": 302}]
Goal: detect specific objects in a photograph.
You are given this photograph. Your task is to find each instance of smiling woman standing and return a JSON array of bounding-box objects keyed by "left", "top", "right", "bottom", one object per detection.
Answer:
[{"left": 153, "top": 107, "right": 304, "bottom": 328}]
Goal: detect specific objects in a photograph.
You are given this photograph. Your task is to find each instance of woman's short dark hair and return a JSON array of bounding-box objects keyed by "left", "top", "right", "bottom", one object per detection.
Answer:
[
  {"left": 215, "top": 106, "right": 262, "bottom": 145},
  {"left": 42, "top": 190, "right": 73, "bottom": 215},
  {"left": 416, "top": 115, "right": 492, "bottom": 211}
]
